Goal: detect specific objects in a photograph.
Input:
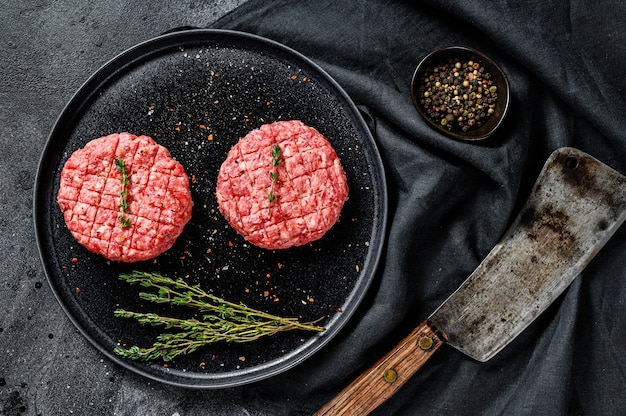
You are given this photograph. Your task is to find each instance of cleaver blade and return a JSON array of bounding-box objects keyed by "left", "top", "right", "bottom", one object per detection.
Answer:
[
  {"left": 429, "top": 147, "right": 626, "bottom": 362},
  {"left": 316, "top": 147, "right": 626, "bottom": 416}
]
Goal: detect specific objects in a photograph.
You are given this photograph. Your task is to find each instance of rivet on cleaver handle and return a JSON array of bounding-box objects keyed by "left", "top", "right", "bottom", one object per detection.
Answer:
[{"left": 315, "top": 148, "right": 626, "bottom": 416}]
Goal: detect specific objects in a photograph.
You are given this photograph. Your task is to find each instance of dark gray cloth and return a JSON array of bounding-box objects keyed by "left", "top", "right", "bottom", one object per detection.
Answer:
[{"left": 209, "top": 0, "right": 626, "bottom": 414}]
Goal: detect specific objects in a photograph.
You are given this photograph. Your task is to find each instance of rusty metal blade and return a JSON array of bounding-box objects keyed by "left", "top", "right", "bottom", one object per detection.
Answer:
[{"left": 429, "top": 147, "right": 626, "bottom": 362}]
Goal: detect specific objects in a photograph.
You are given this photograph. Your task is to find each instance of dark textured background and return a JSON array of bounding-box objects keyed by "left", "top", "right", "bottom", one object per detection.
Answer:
[{"left": 3, "top": 0, "right": 626, "bottom": 415}]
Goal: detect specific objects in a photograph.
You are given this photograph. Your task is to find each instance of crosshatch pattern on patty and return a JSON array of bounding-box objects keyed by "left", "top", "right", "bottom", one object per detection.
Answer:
[
  {"left": 57, "top": 133, "right": 193, "bottom": 262},
  {"left": 216, "top": 121, "right": 349, "bottom": 250}
]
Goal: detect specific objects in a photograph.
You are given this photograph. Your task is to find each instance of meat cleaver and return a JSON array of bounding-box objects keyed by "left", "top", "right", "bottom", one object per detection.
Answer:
[{"left": 315, "top": 147, "right": 626, "bottom": 416}]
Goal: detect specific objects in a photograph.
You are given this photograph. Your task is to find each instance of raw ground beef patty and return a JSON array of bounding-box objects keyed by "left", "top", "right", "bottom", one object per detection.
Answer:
[
  {"left": 216, "top": 120, "right": 349, "bottom": 250},
  {"left": 57, "top": 132, "right": 193, "bottom": 262}
]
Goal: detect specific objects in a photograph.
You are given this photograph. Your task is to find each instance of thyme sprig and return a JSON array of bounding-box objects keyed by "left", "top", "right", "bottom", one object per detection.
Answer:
[
  {"left": 267, "top": 144, "right": 282, "bottom": 215},
  {"left": 114, "top": 157, "right": 131, "bottom": 228},
  {"left": 113, "top": 271, "right": 325, "bottom": 362}
]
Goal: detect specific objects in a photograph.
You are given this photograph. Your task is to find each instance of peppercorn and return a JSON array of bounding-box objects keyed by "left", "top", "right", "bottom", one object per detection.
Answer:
[{"left": 419, "top": 57, "right": 498, "bottom": 134}]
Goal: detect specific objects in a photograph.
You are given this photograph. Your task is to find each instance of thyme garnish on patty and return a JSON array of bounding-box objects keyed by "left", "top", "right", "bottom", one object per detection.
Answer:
[
  {"left": 114, "top": 157, "right": 131, "bottom": 228},
  {"left": 267, "top": 144, "right": 282, "bottom": 215}
]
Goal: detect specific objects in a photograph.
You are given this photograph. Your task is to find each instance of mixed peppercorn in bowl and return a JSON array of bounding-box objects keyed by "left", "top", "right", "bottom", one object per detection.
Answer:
[{"left": 411, "top": 46, "right": 510, "bottom": 141}]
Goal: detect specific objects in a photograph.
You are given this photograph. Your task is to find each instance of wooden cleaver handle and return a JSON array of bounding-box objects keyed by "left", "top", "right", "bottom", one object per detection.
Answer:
[{"left": 314, "top": 320, "right": 444, "bottom": 416}]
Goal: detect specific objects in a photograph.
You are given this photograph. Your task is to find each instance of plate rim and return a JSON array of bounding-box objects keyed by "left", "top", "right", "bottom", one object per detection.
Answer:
[{"left": 33, "top": 28, "right": 388, "bottom": 389}]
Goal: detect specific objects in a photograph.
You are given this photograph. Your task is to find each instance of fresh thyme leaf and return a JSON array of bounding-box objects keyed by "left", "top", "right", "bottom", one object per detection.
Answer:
[
  {"left": 118, "top": 215, "right": 131, "bottom": 228},
  {"left": 114, "top": 157, "right": 125, "bottom": 172},
  {"left": 114, "top": 271, "right": 325, "bottom": 362},
  {"left": 271, "top": 144, "right": 282, "bottom": 166}
]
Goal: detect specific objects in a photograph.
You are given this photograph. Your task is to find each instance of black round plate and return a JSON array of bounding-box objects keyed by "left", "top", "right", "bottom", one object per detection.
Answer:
[{"left": 34, "top": 29, "right": 387, "bottom": 388}]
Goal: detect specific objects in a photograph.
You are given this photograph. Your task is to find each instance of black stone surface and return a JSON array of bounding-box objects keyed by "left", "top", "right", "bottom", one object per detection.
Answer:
[{"left": 4, "top": 0, "right": 626, "bottom": 415}]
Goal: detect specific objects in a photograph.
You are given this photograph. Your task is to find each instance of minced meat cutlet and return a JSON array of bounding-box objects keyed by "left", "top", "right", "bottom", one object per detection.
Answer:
[
  {"left": 57, "top": 132, "right": 193, "bottom": 262},
  {"left": 216, "top": 120, "right": 349, "bottom": 250}
]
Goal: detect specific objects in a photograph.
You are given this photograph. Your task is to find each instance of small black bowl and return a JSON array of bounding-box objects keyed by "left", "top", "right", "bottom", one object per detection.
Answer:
[{"left": 411, "top": 46, "right": 510, "bottom": 141}]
